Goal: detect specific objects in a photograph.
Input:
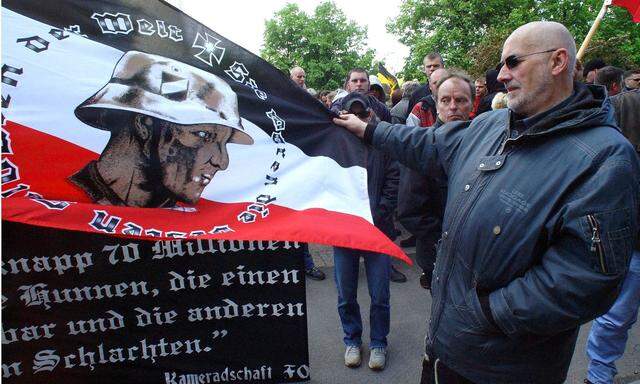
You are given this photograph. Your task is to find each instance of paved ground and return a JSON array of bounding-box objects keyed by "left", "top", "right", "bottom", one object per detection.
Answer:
[{"left": 303, "top": 243, "right": 640, "bottom": 384}]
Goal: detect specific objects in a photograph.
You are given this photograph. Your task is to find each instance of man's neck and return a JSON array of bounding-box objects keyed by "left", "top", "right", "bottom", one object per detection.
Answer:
[{"left": 526, "top": 81, "right": 574, "bottom": 118}]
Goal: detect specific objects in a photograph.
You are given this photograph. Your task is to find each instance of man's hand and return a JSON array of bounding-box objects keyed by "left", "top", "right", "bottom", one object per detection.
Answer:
[{"left": 332, "top": 114, "right": 368, "bottom": 139}]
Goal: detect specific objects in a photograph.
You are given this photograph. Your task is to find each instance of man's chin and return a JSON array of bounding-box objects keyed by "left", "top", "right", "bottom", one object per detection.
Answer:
[{"left": 175, "top": 185, "right": 206, "bottom": 205}]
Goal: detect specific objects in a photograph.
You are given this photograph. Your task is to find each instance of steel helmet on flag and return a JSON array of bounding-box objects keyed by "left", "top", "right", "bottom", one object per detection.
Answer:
[{"left": 74, "top": 50, "right": 253, "bottom": 145}]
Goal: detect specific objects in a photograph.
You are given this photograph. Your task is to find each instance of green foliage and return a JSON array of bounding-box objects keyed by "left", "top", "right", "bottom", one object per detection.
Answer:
[
  {"left": 387, "top": 0, "right": 640, "bottom": 79},
  {"left": 261, "top": 2, "right": 376, "bottom": 91}
]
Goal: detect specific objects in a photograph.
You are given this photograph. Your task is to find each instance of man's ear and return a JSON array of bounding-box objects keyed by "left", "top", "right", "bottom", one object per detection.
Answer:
[
  {"left": 612, "top": 82, "right": 621, "bottom": 95},
  {"left": 550, "top": 49, "right": 570, "bottom": 76},
  {"left": 133, "top": 115, "right": 153, "bottom": 157}
]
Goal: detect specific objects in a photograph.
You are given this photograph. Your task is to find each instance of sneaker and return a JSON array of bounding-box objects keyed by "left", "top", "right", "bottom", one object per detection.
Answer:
[
  {"left": 344, "top": 345, "right": 361, "bottom": 368},
  {"left": 400, "top": 235, "right": 416, "bottom": 248},
  {"left": 390, "top": 265, "right": 407, "bottom": 283},
  {"left": 368, "top": 347, "right": 387, "bottom": 370},
  {"left": 305, "top": 266, "right": 326, "bottom": 280}
]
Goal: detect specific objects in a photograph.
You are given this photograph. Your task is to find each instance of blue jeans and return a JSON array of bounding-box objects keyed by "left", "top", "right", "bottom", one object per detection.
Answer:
[
  {"left": 302, "top": 243, "right": 315, "bottom": 270},
  {"left": 586, "top": 250, "right": 640, "bottom": 384},
  {"left": 333, "top": 247, "right": 390, "bottom": 349}
]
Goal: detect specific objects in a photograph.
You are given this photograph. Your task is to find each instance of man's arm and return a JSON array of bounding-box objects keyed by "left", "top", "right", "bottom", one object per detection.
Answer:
[
  {"left": 481, "top": 155, "right": 639, "bottom": 337},
  {"left": 332, "top": 116, "right": 468, "bottom": 176}
]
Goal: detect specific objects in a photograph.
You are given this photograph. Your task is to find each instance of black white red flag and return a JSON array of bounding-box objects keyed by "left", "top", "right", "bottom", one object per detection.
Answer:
[{"left": 1, "top": 0, "right": 407, "bottom": 262}]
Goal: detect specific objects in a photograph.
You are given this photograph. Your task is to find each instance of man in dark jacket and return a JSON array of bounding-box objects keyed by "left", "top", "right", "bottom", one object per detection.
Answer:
[
  {"left": 334, "top": 21, "right": 639, "bottom": 384},
  {"left": 333, "top": 92, "right": 399, "bottom": 372},
  {"left": 406, "top": 69, "right": 448, "bottom": 128},
  {"left": 584, "top": 86, "right": 640, "bottom": 384},
  {"left": 406, "top": 52, "right": 445, "bottom": 116},
  {"left": 398, "top": 71, "right": 475, "bottom": 290},
  {"left": 331, "top": 68, "right": 392, "bottom": 123}
]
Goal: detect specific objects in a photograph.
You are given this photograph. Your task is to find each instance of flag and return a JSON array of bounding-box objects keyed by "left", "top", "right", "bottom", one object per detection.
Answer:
[
  {"left": 612, "top": 0, "right": 640, "bottom": 22},
  {"left": 376, "top": 62, "right": 399, "bottom": 92},
  {"left": 1, "top": 0, "right": 408, "bottom": 262}
]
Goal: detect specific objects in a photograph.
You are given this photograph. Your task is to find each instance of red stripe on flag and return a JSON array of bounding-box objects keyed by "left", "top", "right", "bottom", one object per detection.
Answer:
[{"left": 2, "top": 121, "right": 409, "bottom": 263}]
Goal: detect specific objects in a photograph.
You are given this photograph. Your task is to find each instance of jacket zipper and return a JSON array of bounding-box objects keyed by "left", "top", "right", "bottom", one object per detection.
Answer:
[{"left": 586, "top": 214, "right": 606, "bottom": 274}]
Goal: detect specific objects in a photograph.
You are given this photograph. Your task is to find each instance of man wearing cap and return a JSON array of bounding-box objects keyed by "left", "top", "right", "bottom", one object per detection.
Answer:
[
  {"left": 368, "top": 75, "right": 387, "bottom": 104},
  {"left": 70, "top": 51, "right": 253, "bottom": 208},
  {"left": 330, "top": 68, "right": 404, "bottom": 283},
  {"left": 334, "top": 91, "right": 399, "bottom": 372},
  {"left": 331, "top": 68, "right": 392, "bottom": 124},
  {"left": 334, "top": 21, "right": 639, "bottom": 384}
]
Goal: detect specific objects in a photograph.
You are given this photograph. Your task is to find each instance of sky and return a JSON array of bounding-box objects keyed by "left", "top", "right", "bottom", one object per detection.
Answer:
[{"left": 166, "top": 0, "right": 411, "bottom": 74}]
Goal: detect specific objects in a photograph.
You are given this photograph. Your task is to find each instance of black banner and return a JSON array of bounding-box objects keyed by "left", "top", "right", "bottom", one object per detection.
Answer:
[{"left": 1, "top": 222, "right": 309, "bottom": 383}]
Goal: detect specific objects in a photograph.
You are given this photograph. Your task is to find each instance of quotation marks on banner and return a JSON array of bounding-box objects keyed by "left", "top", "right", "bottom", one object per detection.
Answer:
[{"left": 211, "top": 330, "right": 228, "bottom": 339}]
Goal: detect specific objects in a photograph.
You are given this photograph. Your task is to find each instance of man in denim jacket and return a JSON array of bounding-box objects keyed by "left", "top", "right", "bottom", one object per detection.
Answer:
[{"left": 334, "top": 21, "right": 639, "bottom": 384}]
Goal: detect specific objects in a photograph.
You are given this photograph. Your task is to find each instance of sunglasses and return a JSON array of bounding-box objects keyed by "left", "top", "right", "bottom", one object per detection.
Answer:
[{"left": 496, "top": 49, "right": 558, "bottom": 71}]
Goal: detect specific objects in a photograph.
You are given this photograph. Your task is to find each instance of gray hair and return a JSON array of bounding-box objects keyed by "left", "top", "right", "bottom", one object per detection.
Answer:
[
  {"left": 435, "top": 69, "right": 475, "bottom": 100},
  {"left": 401, "top": 81, "right": 421, "bottom": 98}
]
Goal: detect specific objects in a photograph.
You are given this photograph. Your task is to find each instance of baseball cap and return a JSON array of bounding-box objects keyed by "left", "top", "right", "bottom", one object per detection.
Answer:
[{"left": 342, "top": 92, "right": 371, "bottom": 113}]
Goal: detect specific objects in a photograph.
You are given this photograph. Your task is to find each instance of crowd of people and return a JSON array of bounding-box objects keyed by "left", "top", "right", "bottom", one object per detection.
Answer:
[{"left": 289, "top": 19, "right": 639, "bottom": 384}]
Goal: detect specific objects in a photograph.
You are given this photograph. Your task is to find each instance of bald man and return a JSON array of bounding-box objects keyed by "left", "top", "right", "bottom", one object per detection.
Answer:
[
  {"left": 333, "top": 21, "right": 639, "bottom": 384},
  {"left": 406, "top": 68, "right": 448, "bottom": 127},
  {"left": 290, "top": 66, "right": 306, "bottom": 89}
]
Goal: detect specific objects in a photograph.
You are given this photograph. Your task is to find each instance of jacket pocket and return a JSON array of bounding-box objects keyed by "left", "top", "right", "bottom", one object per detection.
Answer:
[
  {"left": 582, "top": 209, "right": 633, "bottom": 276},
  {"left": 464, "top": 286, "right": 500, "bottom": 335}
]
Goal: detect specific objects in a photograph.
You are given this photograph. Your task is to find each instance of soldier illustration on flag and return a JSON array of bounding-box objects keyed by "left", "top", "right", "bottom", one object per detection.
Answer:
[{"left": 69, "top": 51, "right": 254, "bottom": 208}]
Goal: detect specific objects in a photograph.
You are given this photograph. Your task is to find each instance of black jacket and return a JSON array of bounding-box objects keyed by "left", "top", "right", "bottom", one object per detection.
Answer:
[
  {"left": 367, "top": 140, "right": 400, "bottom": 240},
  {"left": 368, "top": 83, "right": 639, "bottom": 383},
  {"left": 397, "top": 119, "right": 447, "bottom": 272}
]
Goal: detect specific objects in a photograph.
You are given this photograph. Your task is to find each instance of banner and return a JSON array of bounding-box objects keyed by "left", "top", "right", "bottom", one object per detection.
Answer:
[
  {"left": 1, "top": 0, "right": 408, "bottom": 262},
  {"left": 612, "top": 0, "right": 640, "bottom": 22},
  {"left": 2, "top": 222, "right": 309, "bottom": 383},
  {"left": 376, "top": 63, "right": 399, "bottom": 93}
]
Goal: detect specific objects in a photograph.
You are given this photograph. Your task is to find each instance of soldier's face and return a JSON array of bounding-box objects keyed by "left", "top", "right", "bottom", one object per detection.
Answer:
[{"left": 157, "top": 122, "right": 233, "bottom": 204}]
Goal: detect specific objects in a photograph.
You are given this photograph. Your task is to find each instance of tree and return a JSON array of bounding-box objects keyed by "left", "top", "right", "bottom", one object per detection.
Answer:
[
  {"left": 387, "top": 0, "right": 640, "bottom": 80},
  {"left": 261, "top": 2, "right": 376, "bottom": 91}
]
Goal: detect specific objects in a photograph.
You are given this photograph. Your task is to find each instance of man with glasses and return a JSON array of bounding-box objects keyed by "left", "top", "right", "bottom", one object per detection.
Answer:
[
  {"left": 333, "top": 21, "right": 639, "bottom": 384},
  {"left": 332, "top": 91, "right": 399, "bottom": 371}
]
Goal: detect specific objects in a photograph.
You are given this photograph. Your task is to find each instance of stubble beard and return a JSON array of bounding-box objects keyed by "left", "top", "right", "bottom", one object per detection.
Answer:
[{"left": 507, "top": 71, "right": 553, "bottom": 117}]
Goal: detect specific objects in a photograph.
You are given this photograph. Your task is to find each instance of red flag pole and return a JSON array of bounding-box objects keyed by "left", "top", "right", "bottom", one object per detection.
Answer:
[{"left": 577, "top": 0, "right": 612, "bottom": 60}]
